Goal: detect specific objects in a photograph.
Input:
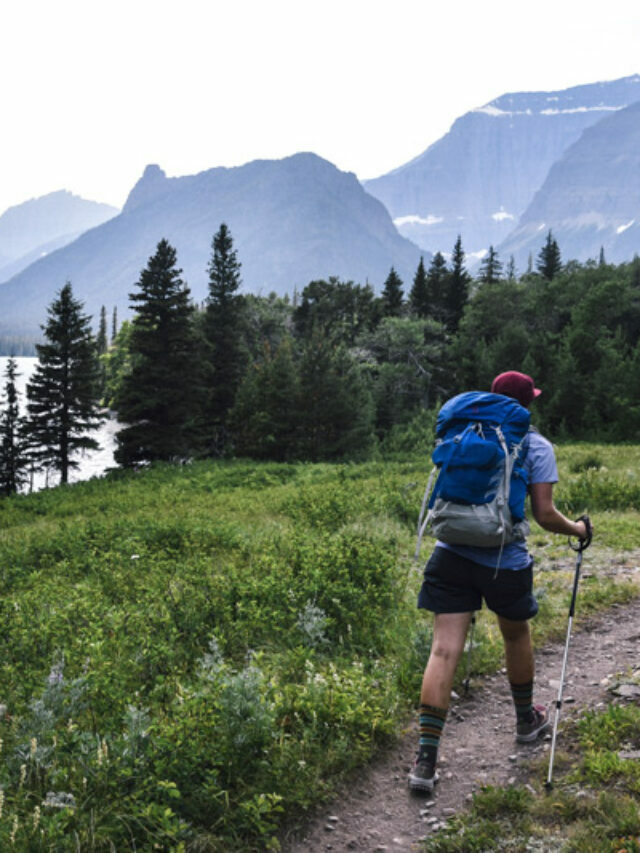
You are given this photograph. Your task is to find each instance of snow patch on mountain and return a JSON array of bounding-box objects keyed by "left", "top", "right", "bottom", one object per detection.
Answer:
[
  {"left": 491, "top": 209, "right": 515, "bottom": 222},
  {"left": 394, "top": 214, "right": 443, "bottom": 227}
]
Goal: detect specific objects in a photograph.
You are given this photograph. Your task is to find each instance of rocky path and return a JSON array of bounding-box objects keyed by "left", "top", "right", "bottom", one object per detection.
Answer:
[{"left": 282, "top": 578, "right": 640, "bottom": 852}]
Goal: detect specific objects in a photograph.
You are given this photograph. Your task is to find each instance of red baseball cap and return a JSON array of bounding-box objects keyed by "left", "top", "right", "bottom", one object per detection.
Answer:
[{"left": 491, "top": 371, "right": 542, "bottom": 407}]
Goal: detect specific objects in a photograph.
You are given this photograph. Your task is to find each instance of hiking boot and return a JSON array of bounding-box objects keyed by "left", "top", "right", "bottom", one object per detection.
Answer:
[
  {"left": 408, "top": 754, "right": 439, "bottom": 793},
  {"left": 516, "top": 704, "right": 550, "bottom": 743}
]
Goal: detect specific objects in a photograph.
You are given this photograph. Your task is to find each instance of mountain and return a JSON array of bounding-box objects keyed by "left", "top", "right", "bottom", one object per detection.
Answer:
[
  {"left": 0, "top": 154, "right": 424, "bottom": 338},
  {"left": 498, "top": 100, "right": 640, "bottom": 268},
  {"left": 0, "top": 191, "right": 118, "bottom": 281},
  {"left": 363, "top": 75, "right": 640, "bottom": 258}
]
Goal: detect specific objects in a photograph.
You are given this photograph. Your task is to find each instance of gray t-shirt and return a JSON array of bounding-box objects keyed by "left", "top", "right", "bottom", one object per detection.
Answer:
[{"left": 438, "top": 430, "right": 558, "bottom": 570}]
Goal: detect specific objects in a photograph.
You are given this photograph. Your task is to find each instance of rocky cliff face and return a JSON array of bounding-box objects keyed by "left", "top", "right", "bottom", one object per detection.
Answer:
[
  {"left": 0, "top": 153, "right": 424, "bottom": 336},
  {"left": 498, "top": 100, "right": 640, "bottom": 267},
  {"left": 363, "top": 76, "right": 640, "bottom": 258}
]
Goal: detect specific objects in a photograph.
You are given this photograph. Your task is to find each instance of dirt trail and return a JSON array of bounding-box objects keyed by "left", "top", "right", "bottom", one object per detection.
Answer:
[{"left": 282, "top": 568, "right": 640, "bottom": 853}]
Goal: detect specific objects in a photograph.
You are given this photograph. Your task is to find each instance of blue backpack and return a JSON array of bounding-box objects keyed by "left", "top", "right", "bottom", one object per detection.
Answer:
[{"left": 415, "top": 392, "right": 531, "bottom": 559}]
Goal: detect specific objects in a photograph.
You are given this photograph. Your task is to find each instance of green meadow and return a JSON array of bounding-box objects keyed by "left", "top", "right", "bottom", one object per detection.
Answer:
[{"left": 0, "top": 445, "right": 638, "bottom": 850}]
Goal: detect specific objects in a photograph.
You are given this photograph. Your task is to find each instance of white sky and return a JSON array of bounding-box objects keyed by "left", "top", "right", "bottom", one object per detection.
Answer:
[{"left": 2, "top": 0, "right": 640, "bottom": 215}]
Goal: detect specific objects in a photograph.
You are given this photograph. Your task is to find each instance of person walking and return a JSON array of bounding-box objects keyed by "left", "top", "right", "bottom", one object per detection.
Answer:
[{"left": 409, "top": 370, "right": 591, "bottom": 793}]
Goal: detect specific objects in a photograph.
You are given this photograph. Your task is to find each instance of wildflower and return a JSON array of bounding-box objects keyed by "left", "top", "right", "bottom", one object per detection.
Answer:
[
  {"left": 42, "top": 791, "right": 76, "bottom": 810},
  {"left": 30, "top": 738, "right": 37, "bottom": 760},
  {"left": 32, "top": 806, "right": 41, "bottom": 830},
  {"left": 9, "top": 815, "right": 18, "bottom": 843},
  {"left": 0, "top": 788, "right": 4, "bottom": 818},
  {"left": 19, "top": 764, "right": 26, "bottom": 787},
  {"left": 48, "top": 663, "right": 64, "bottom": 686}
]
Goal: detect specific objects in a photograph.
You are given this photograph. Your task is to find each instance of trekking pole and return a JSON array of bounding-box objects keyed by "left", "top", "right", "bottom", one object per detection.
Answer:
[
  {"left": 545, "top": 515, "right": 592, "bottom": 791},
  {"left": 463, "top": 613, "right": 476, "bottom": 695}
]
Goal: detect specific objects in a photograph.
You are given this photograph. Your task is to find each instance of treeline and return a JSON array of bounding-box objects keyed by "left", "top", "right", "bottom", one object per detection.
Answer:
[{"left": 2, "top": 227, "right": 640, "bottom": 492}]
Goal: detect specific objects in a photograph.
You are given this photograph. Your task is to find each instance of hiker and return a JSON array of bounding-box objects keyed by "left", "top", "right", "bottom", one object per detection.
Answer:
[{"left": 409, "top": 370, "right": 592, "bottom": 793}]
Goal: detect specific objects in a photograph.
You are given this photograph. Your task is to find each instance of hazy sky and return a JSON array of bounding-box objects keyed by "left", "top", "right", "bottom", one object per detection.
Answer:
[{"left": 3, "top": 0, "right": 640, "bottom": 215}]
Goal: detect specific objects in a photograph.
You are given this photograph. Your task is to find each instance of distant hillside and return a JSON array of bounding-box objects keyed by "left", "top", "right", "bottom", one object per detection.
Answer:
[
  {"left": 0, "top": 191, "right": 118, "bottom": 281},
  {"left": 0, "top": 154, "right": 424, "bottom": 337},
  {"left": 364, "top": 75, "right": 640, "bottom": 258},
  {"left": 498, "top": 100, "right": 640, "bottom": 267}
]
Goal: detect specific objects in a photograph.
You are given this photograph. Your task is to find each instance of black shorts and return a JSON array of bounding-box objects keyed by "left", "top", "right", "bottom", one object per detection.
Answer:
[{"left": 417, "top": 546, "right": 538, "bottom": 621}]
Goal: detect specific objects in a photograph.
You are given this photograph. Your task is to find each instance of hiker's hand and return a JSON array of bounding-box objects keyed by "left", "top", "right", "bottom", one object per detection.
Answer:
[
  {"left": 575, "top": 519, "right": 589, "bottom": 540},
  {"left": 574, "top": 515, "right": 593, "bottom": 549}
]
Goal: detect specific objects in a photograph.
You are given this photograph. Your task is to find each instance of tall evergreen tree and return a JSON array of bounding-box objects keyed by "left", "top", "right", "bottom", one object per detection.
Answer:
[
  {"left": 426, "top": 252, "right": 449, "bottom": 323},
  {"left": 599, "top": 246, "right": 607, "bottom": 266},
  {"left": 111, "top": 306, "right": 118, "bottom": 343},
  {"left": 0, "top": 358, "right": 30, "bottom": 495},
  {"left": 507, "top": 255, "right": 517, "bottom": 281},
  {"left": 478, "top": 246, "right": 503, "bottom": 284},
  {"left": 26, "top": 283, "right": 104, "bottom": 484},
  {"left": 380, "top": 267, "right": 404, "bottom": 318},
  {"left": 204, "top": 223, "right": 247, "bottom": 453},
  {"left": 409, "top": 257, "right": 429, "bottom": 317},
  {"left": 296, "top": 330, "right": 375, "bottom": 461},
  {"left": 230, "top": 336, "right": 300, "bottom": 460},
  {"left": 97, "top": 306, "right": 108, "bottom": 356},
  {"left": 114, "top": 239, "right": 200, "bottom": 466},
  {"left": 444, "top": 237, "right": 471, "bottom": 332},
  {"left": 536, "top": 230, "right": 562, "bottom": 281}
]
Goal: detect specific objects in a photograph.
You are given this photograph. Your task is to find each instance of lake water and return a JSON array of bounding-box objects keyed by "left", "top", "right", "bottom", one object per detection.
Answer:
[{"left": 0, "top": 356, "right": 118, "bottom": 489}]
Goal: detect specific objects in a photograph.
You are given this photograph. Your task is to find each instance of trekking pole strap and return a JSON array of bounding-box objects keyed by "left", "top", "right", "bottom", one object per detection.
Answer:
[{"left": 569, "top": 514, "right": 592, "bottom": 552}]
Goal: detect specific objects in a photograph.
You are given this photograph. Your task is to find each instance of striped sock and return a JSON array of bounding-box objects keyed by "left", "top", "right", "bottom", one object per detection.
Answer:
[
  {"left": 418, "top": 703, "right": 447, "bottom": 764},
  {"left": 509, "top": 679, "right": 534, "bottom": 723}
]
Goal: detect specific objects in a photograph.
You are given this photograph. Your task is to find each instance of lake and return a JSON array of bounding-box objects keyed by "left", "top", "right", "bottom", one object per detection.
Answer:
[{"left": 0, "top": 356, "right": 118, "bottom": 489}]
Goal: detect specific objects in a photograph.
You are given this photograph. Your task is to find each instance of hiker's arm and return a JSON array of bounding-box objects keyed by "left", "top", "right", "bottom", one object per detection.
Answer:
[{"left": 529, "top": 482, "right": 588, "bottom": 539}]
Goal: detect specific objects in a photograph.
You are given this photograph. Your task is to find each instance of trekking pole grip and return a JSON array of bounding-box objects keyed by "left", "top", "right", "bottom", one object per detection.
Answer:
[{"left": 569, "top": 514, "right": 592, "bottom": 552}]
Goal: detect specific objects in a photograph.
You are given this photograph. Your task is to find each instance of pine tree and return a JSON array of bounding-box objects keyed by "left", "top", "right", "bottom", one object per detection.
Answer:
[
  {"left": 507, "top": 255, "right": 517, "bottom": 281},
  {"left": 230, "top": 336, "right": 300, "bottom": 460},
  {"left": 536, "top": 230, "right": 562, "bottom": 281},
  {"left": 0, "top": 358, "right": 30, "bottom": 495},
  {"left": 203, "top": 223, "right": 247, "bottom": 453},
  {"left": 97, "top": 306, "right": 108, "bottom": 356},
  {"left": 599, "top": 246, "right": 607, "bottom": 266},
  {"left": 444, "top": 236, "right": 471, "bottom": 331},
  {"left": 111, "top": 307, "right": 118, "bottom": 343},
  {"left": 380, "top": 267, "right": 404, "bottom": 317},
  {"left": 478, "top": 246, "right": 503, "bottom": 284},
  {"left": 426, "top": 252, "right": 449, "bottom": 323},
  {"left": 114, "top": 239, "right": 200, "bottom": 466},
  {"left": 296, "top": 330, "right": 375, "bottom": 461},
  {"left": 409, "top": 257, "right": 429, "bottom": 317},
  {"left": 26, "top": 283, "right": 104, "bottom": 484}
]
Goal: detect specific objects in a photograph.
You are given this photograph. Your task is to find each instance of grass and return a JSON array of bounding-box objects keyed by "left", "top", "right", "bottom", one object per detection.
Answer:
[{"left": 0, "top": 445, "right": 637, "bottom": 849}]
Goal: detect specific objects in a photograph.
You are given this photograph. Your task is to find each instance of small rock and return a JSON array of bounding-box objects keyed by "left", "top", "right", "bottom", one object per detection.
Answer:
[
  {"left": 564, "top": 696, "right": 576, "bottom": 704},
  {"left": 619, "top": 750, "right": 640, "bottom": 760},
  {"left": 450, "top": 690, "right": 460, "bottom": 701},
  {"left": 508, "top": 776, "right": 516, "bottom": 785},
  {"left": 327, "top": 815, "right": 339, "bottom": 823},
  {"left": 324, "top": 824, "right": 335, "bottom": 832},
  {"left": 613, "top": 683, "right": 640, "bottom": 699},
  {"left": 442, "top": 807, "right": 456, "bottom": 817},
  {"left": 508, "top": 754, "right": 518, "bottom": 762}
]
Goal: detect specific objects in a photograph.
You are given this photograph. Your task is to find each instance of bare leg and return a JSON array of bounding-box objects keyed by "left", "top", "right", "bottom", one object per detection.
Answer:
[
  {"left": 498, "top": 616, "right": 534, "bottom": 684},
  {"left": 421, "top": 612, "right": 473, "bottom": 708}
]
